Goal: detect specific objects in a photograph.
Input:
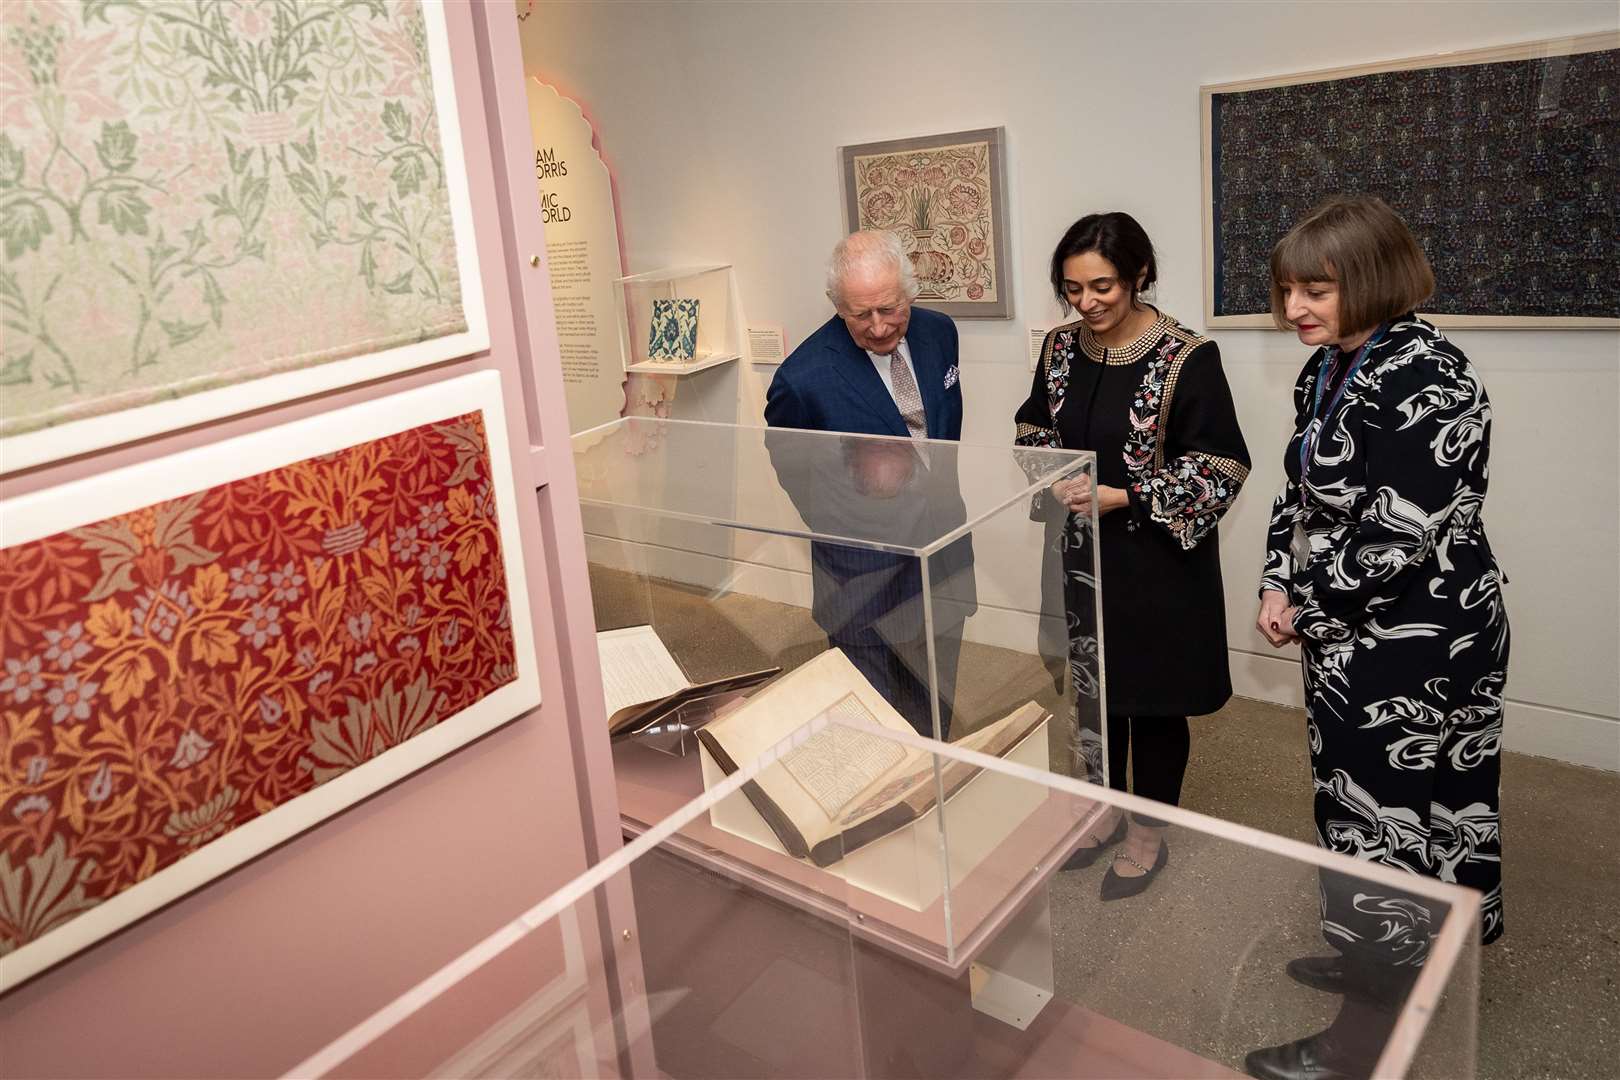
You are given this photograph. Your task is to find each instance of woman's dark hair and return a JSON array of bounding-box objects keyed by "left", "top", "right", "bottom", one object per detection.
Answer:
[{"left": 1049, "top": 212, "right": 1158, "bottom": 309}]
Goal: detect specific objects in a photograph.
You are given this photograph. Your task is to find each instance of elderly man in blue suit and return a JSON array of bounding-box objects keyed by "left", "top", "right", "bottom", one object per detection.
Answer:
[{"left": 765, "top": 230, "right": 974, "bottom": 739}]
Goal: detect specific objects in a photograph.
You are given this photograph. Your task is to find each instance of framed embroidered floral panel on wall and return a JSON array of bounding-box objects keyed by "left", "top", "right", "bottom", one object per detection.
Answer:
[
  {"left": 840, "top": 127, "right": 1011, "bottom": 319},
  {"left": 0, "top": 0, "right": 490, "bottom": 473},
  {"left": 1202, "top": 33, "right": 1620, "bottom": 329},
  {"left": 0, "top": 370, "right": 539, "bottom": 990}
]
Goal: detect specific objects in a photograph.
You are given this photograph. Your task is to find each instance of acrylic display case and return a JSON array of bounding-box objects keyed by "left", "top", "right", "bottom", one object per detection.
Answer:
[
  {"left": 290, "top": 715, "right": 1481, "bottom": 1079},
  {"left": 570, "top": 417, "right": 1106, "bottom": 790},
  {"left": 615, "top": 264, "right": 741, "bottom": 375}
]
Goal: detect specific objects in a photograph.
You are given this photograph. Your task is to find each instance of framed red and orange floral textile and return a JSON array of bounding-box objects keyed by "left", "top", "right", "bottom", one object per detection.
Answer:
[
  {"left": 840, "top": 127, "right": 1011, "bottom": 319},
  {"left": 0, "top": 0, "right": 489, "bottom": 473},
  {"left": 0, "top": 371, "right": 539, "bottom": 990}
]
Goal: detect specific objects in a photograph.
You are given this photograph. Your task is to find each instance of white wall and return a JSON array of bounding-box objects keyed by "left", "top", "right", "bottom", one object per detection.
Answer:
[{"left": 523, "top": 1, "right": 1620, "bottom": 770}]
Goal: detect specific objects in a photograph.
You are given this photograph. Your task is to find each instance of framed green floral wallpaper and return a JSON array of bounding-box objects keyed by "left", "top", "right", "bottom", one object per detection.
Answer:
[{"left": 0, "top": 0, "right": 488, "bottom": 472}]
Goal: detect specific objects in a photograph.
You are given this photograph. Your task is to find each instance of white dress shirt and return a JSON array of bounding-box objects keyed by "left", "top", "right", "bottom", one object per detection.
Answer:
[{"left": 863, "top": 338, "right": 919, "bottom": 410}]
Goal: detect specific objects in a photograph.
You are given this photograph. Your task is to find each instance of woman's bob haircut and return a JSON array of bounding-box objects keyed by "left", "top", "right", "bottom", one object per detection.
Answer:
[{"left": 1269, "top": 195, "right": 1435, "bottom": 337}]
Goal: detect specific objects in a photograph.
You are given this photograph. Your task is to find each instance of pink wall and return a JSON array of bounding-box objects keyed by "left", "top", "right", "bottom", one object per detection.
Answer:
[{"left": 0, "top": 4, "right": 623, "bottom": 1075}]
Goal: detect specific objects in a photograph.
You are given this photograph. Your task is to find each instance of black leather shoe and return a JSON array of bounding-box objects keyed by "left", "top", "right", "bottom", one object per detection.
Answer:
[
  {"left": 1290, "top": 954, "right": 1418, "bottom": 1006},
  {"left": 1099, "top": 838, "right": 1168, "bottom": 900},
  {"left": 1060, "top": 815, "right": 1127, "bottom": 871},
  {"left": 1244, "top": 1032, "right": 1364, "bottom": 1080},
  {"left": 1286, "top": 954, "right": 1347, "bottom": 995}
]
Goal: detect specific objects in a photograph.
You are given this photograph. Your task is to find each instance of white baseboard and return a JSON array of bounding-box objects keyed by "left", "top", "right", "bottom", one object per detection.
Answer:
[
  {"left": 1230, "top": 647, "right": 1307, "bottom": 709},
  {"left": 585, "top": 533, "right": 811, "bottom": 607},
  {"left": 1229, "top": 649, "right": 1619, "bottom": 773},
  {"left": 1499, "top": 700, "right": 1620, "bottom": 773}
]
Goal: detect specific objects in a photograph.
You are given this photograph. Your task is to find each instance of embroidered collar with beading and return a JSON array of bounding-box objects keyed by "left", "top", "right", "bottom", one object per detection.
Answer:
[{"left": 1078, "top": 310, "right": 1173, "bottom": 365}]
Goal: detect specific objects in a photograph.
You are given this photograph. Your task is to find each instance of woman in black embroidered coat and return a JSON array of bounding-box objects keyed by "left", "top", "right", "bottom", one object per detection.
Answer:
[
  {"left": 1014, "top": 213, "right": 1249, "bottom": 900},
  {"left": 1246, "top": 196, "right": 1509, "bottom": 1080}
]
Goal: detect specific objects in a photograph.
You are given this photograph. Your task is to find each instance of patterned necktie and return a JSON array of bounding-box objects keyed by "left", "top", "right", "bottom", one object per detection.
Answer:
[{"left": 889, "top": 349, "right": 927, "bottom": 438}]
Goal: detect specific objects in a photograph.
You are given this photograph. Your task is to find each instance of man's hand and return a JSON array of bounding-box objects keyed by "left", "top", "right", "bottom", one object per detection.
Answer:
[
  {"left": 1052, "top": 475, "right": 1129, "bottom": 517},
  {"left": 1257, "top": 590, "right": 1300, "bottom": 647}
]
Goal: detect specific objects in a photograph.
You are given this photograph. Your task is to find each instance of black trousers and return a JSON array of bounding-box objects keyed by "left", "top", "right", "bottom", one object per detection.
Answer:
[
  {"left": 839, "top": 628, "right": 963, "bottom": 741},
  {"left": 1106, "top": 713, "right": 1190, "bottom": 825}
]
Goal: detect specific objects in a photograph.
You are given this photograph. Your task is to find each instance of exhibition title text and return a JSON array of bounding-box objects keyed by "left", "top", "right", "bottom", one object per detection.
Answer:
[{"left": 537, "top": 147, "right": 571, "bottom": 222}]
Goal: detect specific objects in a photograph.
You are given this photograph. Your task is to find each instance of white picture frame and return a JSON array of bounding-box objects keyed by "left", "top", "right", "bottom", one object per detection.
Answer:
[
  {"left": 0, "top": 0, "right": 491, "bottom": 474},
  {"left": 0, "top": 369, "right": 539, "bottom": 991}
]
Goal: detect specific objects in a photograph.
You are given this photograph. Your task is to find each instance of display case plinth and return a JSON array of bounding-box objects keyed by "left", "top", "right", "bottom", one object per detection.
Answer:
[
  {"left": 613, "top": 738, "right": 1107, "bottom": 979},
  {"left": 969, "top": 889, "right": 1054, "bottom": 1030},
  {"left": 301, "top": 719, "right": 1480, "bottom": 1079},
  {"left": 629, "top": 840, "right": 1244, "bottom": 1079}
]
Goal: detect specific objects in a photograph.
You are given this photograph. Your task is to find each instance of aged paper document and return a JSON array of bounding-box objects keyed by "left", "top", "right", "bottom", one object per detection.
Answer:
[
  {"left": 782, "top": 698, "right": 907, "bottom": 817},
  {"left": 697, "top": 650, "right": 1047, "bottom": 865},
  {"left": 596, "top": 625, "right": 688, "bottom": 718}
]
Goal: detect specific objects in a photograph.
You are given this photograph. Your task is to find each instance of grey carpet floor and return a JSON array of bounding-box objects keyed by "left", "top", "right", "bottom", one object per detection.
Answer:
[{"left": 591, "top": 569, "right": 1619, "bottom": 1079}]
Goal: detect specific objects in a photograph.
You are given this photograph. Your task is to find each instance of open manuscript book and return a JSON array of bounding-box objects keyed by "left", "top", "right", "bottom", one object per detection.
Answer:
[
  {"left": 597, "top": 625, "right": 778, "bottom": 739},
  {"left": 696, "top": 649, "right": 1048, "bottom": 868}
]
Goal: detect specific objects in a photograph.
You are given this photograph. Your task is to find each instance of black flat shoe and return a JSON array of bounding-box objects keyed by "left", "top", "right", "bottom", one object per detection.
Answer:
[
  {"left": 1099, "top": 839, "right": 1168, "bottom": 900},
  {"left": 1286, "top": 954, "right": 1347, "bottom": 995},
  {"left": 1060, "top": 815, "right": 1127, "bottom": 871},
  {"left": 1244, "top": 1032, "right": 1363, "bottom": 1080}
]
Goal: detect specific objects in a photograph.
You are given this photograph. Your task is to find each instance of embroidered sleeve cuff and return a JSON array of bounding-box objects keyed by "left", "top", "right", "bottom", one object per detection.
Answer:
[
  {"left": 1138, "top": 454, "right": 1249, "bottom": 552},
  {"left": 1014, "top": 424, "right": 1059, "bottom": 452}
]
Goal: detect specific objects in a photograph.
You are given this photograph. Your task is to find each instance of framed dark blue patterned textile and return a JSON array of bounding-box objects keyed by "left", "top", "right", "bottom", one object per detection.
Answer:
[{"left": 1202, "top": 34, "right": 1619, "bottom": 328}]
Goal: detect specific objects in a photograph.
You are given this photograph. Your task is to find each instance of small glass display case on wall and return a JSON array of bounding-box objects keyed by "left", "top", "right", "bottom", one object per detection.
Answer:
[{"left": 614, "top": 264, "right": 740, "bottom": 375}]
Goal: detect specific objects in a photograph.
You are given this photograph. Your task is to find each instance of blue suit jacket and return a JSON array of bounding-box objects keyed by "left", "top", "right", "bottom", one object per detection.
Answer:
[
  {"left": 764, "top": 307, "right": 975, "bottom": 644},
  {"left": 764, "top": 307, "right": 962, "bottom": 439}
]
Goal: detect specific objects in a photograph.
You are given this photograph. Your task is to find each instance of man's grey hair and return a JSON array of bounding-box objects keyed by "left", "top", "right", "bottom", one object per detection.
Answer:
[{"left": 825, "top": 230, "right": 920, "bottom": 306}]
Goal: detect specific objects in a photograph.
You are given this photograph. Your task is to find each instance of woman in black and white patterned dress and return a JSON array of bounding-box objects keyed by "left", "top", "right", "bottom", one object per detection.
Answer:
[{"left": 1246, "top": 196, "right": 1509, "bottom": 1080}]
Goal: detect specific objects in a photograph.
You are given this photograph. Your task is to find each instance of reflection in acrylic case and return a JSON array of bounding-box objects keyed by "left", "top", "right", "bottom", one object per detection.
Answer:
[{"left": 572, "top": 418, "right": 1106, "bottom": 780}]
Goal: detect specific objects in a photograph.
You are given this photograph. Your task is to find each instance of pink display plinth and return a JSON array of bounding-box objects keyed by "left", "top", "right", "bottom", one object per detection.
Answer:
[
  {"left": 625, "top": 801, "right": 1240, "bottom": 1080},
  {"left": 615, "top": 741, "right": 1107, "bottom": 978}
]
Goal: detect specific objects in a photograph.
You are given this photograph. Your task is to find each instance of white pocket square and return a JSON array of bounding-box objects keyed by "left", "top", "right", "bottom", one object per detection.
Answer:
[{"left": 943, "top": 364, "right": 960, "bottom": 389}]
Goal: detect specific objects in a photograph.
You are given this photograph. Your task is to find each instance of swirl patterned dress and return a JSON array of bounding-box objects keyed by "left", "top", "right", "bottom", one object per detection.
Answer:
[
  {"left": 1261, "top": 314, "right": 1510, "bottom": 959},
  {"left": 1015, "top": 311, "right": 1249, "bottom": 780}
]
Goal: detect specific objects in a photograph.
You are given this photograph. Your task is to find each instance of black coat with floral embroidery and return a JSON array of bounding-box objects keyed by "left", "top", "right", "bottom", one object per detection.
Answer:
[{"left": 1016, "top": 312, "right": 1250, "bottom": 717}]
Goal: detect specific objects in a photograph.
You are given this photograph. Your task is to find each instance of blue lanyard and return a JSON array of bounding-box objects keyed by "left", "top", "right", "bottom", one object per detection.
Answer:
[{"left": 1298, "top": 324, "right": 1386, "bottom": 505}]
